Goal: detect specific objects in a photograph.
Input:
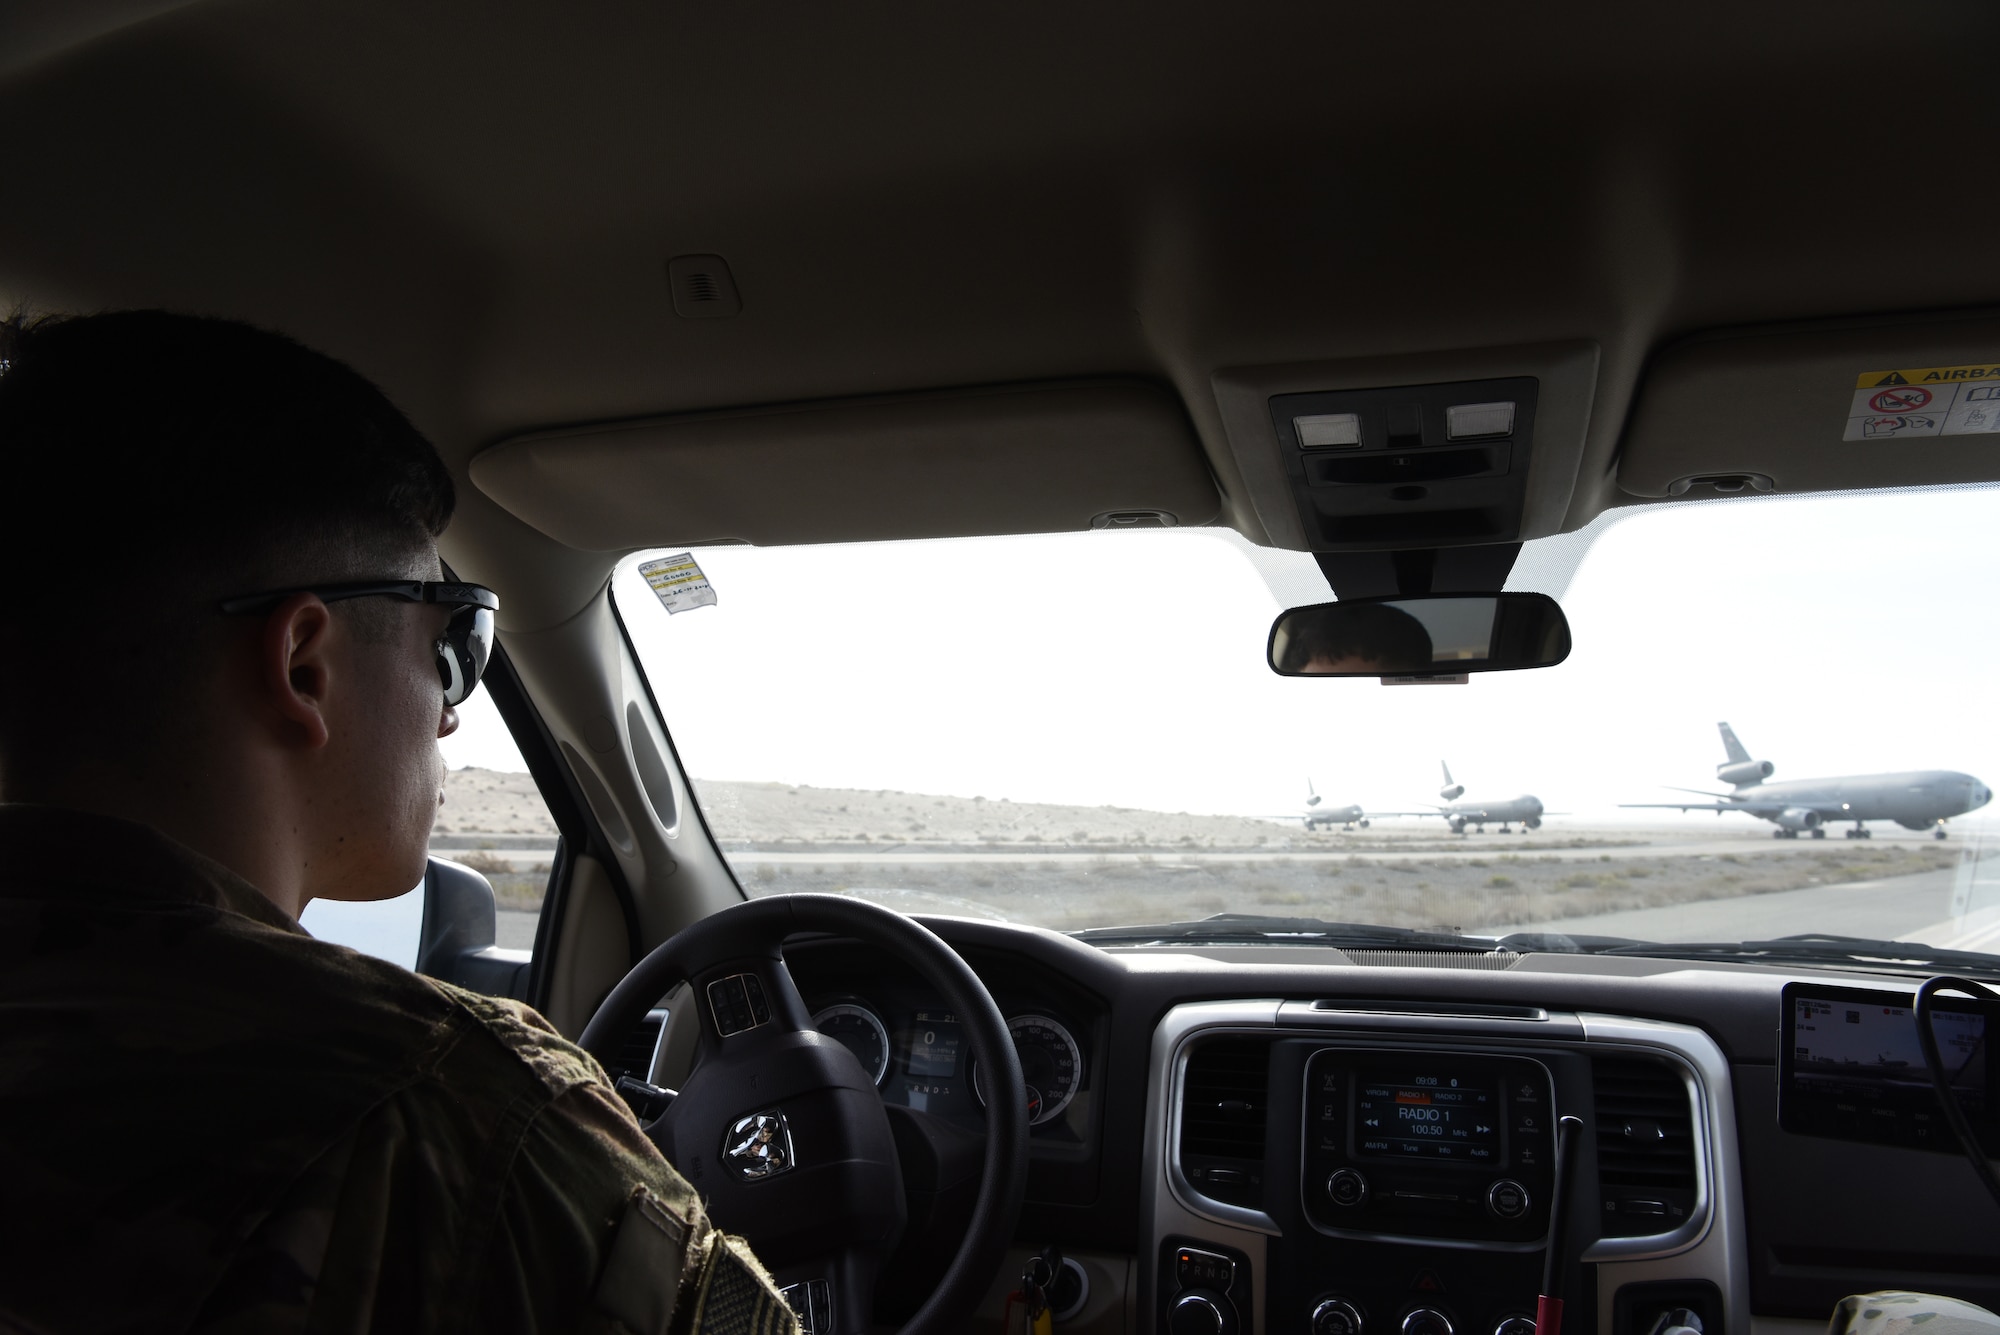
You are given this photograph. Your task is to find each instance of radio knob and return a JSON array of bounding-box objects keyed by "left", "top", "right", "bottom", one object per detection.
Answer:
[
  {"left": 1403, "top": 1308, "right": 1455, "bottom": 1335},
  {"left": 1486, "top": 1179, "right": 1530, "bottom": 1219},
  {"left": 1326, "top": 1168, "right": 1370, "bottom": 1207},
  {"left": 1169, "top": 1291, "right": 1236, "bottom": 1335},
  {"left": 1494, "top": 1317, "right": 1538, "bottom": 1335},
  {"left": 1314, "top": 1298, "right": 1366, "bottom": 1335}
]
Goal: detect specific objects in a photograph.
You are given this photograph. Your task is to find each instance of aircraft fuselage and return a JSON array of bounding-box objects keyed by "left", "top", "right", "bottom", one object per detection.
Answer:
[
  {"left": 1442, "top": 795, "right": 1544, "bottom": 829},
  {"left": 1729, "top": 771, "right": 1990, "bottom": 828}
]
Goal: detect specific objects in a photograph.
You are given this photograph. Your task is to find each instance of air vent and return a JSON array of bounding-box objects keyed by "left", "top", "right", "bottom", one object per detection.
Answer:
[
  {"left": 1340, "top": 950, "right": 1522, "bottom": 970},
  {"left": 1179, "top": 1037, "right": 1271, "bottom": 1209},
  {"left": 609, "top": 1012, "right": 665, "bottom": 1083},
  {"left": 666, "top": 253, "right": 743, "bottom": 318},
  {"left": 1591, "top": 1055, "right": 1698, "bottom": 1237}
]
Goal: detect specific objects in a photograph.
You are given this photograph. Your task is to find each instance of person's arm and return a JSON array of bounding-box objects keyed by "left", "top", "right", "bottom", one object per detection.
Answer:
[{"left": 468, "top": 1078, "right": 799, "bottom": 1335}]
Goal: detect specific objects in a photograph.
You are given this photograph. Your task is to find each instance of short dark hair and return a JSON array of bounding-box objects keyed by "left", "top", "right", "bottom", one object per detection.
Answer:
[
  {"left": 1279, "top": 601, "right": 1434, "bottom": 672},
  {"left": 0, "top": 310, "right": 455, "bottom": 777}
]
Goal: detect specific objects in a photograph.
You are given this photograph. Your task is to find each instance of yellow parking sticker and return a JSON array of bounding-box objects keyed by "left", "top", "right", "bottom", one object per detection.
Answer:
[
  {"left": 1846, "top": 363, "right": 2000, "bottom": 440},
  {"left": 638, "top": 552, "right": 719, "bottom": 614}
]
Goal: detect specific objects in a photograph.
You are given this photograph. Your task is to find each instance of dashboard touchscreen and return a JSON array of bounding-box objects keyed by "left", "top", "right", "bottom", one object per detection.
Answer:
[
  {"left": 1354, "top": 1073, "right": 1499, "bottom": 1163},
  {"left": 1780, "top": 982, "right": 1996, "bottom": 1153}
]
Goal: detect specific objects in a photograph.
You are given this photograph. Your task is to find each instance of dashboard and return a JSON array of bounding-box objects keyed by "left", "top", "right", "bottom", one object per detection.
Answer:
[{"left": 744, "top": 924, "right": 2000, "bottom": 1335}]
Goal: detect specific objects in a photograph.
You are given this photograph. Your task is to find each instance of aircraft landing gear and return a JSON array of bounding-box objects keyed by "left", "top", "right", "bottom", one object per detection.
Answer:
[
  {"left": 1842, "top": 825, "right": 1871, "bottom": 839},
  {"left": 1500, "top": 824, "right": 1514, "bottom": 833},
  {"left": 1936, "top": 826, "right": 1949, "bottom": 840},
  {"left": 1811, "top": 828, "right": 1826, "bottom": 839},
  {"left": 1773, "top": 828, "right": 1802, "bottom": 839}
]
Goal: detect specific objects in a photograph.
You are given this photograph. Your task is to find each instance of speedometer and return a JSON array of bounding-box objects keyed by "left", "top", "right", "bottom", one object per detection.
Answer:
[
  {"left": 972, "top": 1013, "right": 1083, "bottom": 1126},
  {"left": 811, "top": 1003, "right": 890, "bottom": 1085}
]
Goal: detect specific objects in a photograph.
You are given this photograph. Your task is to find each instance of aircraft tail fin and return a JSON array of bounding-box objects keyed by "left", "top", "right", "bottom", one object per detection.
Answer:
[
  {"left": 1305, "top": 778, "right": 1320, "bottom": 807},
  {"left": 1718, "top": 722, "right": 1751, "bottom": 764},
  {"left": 1438, "top": 761, "right": 1465, "bottom": 802}
]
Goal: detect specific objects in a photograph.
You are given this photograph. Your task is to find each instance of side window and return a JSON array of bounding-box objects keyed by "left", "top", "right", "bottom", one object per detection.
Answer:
[
  {"left": 429, "top": 765, "right": 559, "bottom": 953},
  {"left": 302, "top": 694, "right": 556, "bottom": 968}
]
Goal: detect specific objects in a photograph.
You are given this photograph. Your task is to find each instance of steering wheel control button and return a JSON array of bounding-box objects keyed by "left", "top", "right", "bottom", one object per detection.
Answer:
[
  {"left": 723, "top": 1109, "right": 795, "bottom": 1179},
  {"left": 706, "top": 972, "right": 772, "bottom": 1036},
  {"left": 1170, "top": 1292, "right": 1235, "bottom": 1335},
  {"left": 1486, "top": 1179, "right": 1530, "bottom": 1219},
  {"left": 1314, "top": 1299, "right": 1367, "bottom": 1335},
  {"left": 1173, "top": 1246, "right": 1236, "bottom": 1290},
  {"left": 1404, "top": 1309, "right": 1455, "bottom": 1335},
  {"left": 1494, "top": 1317, "right": 1537, "bottom": 1335},
  {"left": 1326, "top": 1168, "right": 1369, "bottom": 1207}
]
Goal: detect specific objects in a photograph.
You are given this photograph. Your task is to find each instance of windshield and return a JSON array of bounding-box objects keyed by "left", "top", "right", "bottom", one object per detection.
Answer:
[{"left": 613, "top": 487, "right": 2000, "bottom": 962}]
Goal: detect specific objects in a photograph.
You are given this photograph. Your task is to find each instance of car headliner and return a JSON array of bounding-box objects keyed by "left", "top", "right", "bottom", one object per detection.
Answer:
[{"left": 3, "top": 1, "right": 1999, "bottom": 628}]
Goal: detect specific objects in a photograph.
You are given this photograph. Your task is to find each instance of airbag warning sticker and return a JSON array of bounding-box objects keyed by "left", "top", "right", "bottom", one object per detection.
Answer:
[
  {"left": 638, "top": 552, "right": 718, "bottom": 614},
  {"left": 1846, "top": 364, "right": 2000, "bottom": 440}
]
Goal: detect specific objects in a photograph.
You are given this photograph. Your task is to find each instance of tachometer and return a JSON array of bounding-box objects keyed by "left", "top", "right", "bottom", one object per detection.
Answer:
[
  {"left": 973, "top": 1013, "right": 1083, "bottom": 1126},
  {"left": 811, "top": 1003, "right": 890, "bottom": 1085}
]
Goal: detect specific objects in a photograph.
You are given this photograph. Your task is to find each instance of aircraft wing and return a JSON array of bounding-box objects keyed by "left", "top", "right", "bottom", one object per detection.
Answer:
[
  {"left": 1621, "top": 801, "right": 1744, "bottom": 812},
  {"left": 1621, "top": 800, "right": 1838, "bottom": 816}
]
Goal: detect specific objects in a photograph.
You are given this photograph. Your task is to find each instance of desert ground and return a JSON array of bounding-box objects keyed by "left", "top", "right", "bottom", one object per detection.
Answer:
[{"left": 435, "top": 769, "right": 1997, "bottom": 952}]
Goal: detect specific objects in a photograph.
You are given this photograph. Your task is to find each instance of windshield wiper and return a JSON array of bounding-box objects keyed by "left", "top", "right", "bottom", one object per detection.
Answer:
[
  {"left": 1070, "top": 914, "right": 1501, "bottom": 951},
  {"left": 1591, "top": 933, "right": 2000, "bottom": 978}
]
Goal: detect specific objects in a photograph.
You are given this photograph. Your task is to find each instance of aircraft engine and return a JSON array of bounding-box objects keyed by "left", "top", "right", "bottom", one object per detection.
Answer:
[
  {"left": 1774, "top": 808, "right": 1821, "bottom": 832},
  {"left": 1439, "top": 782, "right": 1466, "bottom": 801},
  {"left": 1898, "top": 818, "right": 1940, "bottom": 831},
  {"left": 1525, "top": 816, "right": 1541, "bottom": 829},
  {"left": 1717, "top": 759, "right": 1775, "bottom": 785}
]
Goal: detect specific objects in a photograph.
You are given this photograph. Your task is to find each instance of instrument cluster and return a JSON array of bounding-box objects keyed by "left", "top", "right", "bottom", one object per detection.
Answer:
[{"left": 807, "top": 994, "right": 1091, "bottom": 1134}]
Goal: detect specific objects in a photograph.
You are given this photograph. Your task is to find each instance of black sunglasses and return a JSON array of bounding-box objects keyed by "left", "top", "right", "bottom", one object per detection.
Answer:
[{"left": 218, "top": 580, "right": 500, "bottom": 706}]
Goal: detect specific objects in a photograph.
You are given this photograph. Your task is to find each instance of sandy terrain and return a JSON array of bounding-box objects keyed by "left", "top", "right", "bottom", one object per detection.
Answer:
[
  {"left": 435, "top": 768, "right": 560, "bottom": 837},
  {"left": 441, "top": 768, "right": 1981, "bottom": 935}
]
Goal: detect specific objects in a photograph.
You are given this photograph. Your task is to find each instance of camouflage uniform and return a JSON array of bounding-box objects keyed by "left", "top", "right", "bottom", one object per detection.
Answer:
[
  {"left": 1832, "top": 1293, "right": 2000, "bottom": 1335},
  {"left": 0, "top": 804, "right": 798, "bottom": 1335}
]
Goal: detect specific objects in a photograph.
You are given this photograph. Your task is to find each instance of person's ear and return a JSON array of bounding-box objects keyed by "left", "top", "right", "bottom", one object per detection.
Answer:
[{"left": 260, "top": 593, "right": 336, "bottom": 749}]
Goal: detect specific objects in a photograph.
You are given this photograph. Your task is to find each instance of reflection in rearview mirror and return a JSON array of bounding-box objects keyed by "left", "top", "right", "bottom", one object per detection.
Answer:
[{"left": 1268, "top": 592, "right": 1571, "bottom": 678}]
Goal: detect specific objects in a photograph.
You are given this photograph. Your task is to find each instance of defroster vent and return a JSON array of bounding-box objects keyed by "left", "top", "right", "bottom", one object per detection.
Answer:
[
  {"left": 1590, "top": 1054, "right": 1698, "bottom": 1237},
  {"left": 1179, "top": 1037, "right": 1271, "bottom": 1209}
]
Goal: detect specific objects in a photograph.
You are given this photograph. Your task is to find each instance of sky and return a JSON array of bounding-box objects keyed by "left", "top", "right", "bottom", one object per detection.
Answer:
[{"left": 441, "top": 484, "right": 2000, "bottom": 829}]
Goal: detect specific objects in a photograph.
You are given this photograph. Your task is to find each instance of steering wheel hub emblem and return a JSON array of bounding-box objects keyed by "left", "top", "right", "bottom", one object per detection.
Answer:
[{"left": 724, "top": 1109, "right": 795, "bottom": 1179}]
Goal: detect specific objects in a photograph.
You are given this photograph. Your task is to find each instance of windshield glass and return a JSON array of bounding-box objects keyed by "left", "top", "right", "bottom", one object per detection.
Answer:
[{"left": 613, "top": 488, "right": 2000, "bottom": 959}]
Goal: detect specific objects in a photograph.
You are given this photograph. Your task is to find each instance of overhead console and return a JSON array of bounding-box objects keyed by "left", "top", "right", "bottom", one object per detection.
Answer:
[
  {"left": 1267, "top": 378, "right": 1541, "bottom": 551},
  {"left": 1210, "top": 344, "right": 1600, "bottom": 561}
]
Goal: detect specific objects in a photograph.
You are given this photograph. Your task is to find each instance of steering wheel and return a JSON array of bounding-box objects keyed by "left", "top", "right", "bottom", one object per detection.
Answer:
[{"left": 579, "top": 894, "right": 1029, "bottom": 1335}]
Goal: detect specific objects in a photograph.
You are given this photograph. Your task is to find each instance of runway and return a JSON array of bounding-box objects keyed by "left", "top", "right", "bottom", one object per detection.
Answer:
[{"left": 1502, "top": 842, "right": 2000, "bottom": 951}]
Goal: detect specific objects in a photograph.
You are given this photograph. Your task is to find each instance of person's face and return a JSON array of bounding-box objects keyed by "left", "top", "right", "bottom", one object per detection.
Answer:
[
  {"left": 312, "top": 548, "right": 461, "bottom": 902},
  {"left": 1302, "top": 651, "right": 1389, "bottom": 674}
]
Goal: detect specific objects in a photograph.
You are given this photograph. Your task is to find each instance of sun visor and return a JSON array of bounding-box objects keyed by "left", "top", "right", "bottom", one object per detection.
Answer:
[
  {"left": 1619, "top": 312, "right": 2000, "bottom": 498},
  {"left": 470, "top": 380, "right": 1220, "bottom": 551}
]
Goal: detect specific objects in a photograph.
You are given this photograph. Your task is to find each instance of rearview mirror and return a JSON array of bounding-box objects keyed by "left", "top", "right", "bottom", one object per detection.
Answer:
[{"left": 1268, "top": 592, "right": 1571, "bottom": 678}]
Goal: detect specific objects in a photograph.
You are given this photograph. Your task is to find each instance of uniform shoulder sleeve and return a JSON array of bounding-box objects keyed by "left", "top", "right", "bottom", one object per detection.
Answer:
[
  {"left": 445, "top": 993, "right": 798, "bottom": 1334},
  {"left": 470, "top": 1077, "right": 798, "bottom": 1335}
]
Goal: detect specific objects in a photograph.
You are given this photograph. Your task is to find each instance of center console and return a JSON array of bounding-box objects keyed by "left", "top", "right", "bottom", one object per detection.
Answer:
[
  {"left": 1303, "top": 1050, "right": 1556, "bottom": 1248},
  {"left": 1142, "top": 1002, "right": 1744, "bottom": 1335}
]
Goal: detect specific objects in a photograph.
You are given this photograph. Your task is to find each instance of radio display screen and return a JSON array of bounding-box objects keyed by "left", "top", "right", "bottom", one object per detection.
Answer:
[{"left": 1354, "top": 1072, "right": 1499, "bottom": 1163}]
